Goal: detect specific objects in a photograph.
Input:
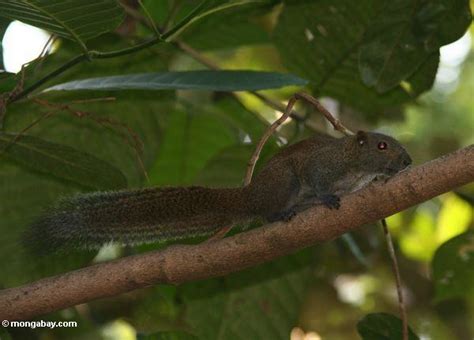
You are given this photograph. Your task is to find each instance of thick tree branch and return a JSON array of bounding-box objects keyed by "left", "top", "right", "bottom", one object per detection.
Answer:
[{"left": 1, "top": 145, "right": 473, "bottom": 320}]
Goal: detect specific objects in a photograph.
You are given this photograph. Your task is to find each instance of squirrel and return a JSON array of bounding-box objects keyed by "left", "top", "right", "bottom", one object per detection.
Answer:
[{"left": 24, "top": 131, "right": 411, "bottom": 253}]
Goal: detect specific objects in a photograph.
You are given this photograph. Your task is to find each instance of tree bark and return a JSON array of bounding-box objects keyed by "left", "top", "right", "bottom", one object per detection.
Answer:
[{"left": 0, "top": 145, "right": 473, "bottom": 320}]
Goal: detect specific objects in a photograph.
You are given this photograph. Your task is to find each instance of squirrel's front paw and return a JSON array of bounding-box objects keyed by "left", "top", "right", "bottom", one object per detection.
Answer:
[
  {"left": 267, "top": 210, "right": 297, "bottom": 223},
  {"left": 281, "top": 210, "right": 297, "bottom": 222},
  {"left": 321, "top": 194, "right": 340, "bottom": 209}
]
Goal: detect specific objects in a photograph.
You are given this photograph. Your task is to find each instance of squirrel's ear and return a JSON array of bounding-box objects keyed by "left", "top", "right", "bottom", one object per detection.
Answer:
[{"left": 356, "top": 131, "right": 368, "bottom": 146}]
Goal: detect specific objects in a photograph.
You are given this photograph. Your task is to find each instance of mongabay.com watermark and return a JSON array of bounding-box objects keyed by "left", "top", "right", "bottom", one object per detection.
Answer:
[{"left": 2, "top": 319, "right": 77, "bottom": 329}]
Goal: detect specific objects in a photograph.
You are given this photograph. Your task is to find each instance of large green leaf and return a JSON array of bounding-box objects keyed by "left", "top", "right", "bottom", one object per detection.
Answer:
[
  {"left": 0, "top": 133, "right": 127, "bottom": 190},
  {"left": 357, "top": 313, "right": 419, "bottom": 340},
  {"left": 413, "top": 0, "right": 472, "bottom": 49},
  {"left": 432, "top": 230, "right": 474, "bottom": 302},
  {"left": 179, "top": 1, "right": 273, "bottom": 50},
  {"left": 359, "top": 0, "right": 471, "bottom": 92},
  {"left": 0, "top": 0, "right": 124, "bottom": 50},
  {"left": 149, "top": 108, "right": 238, "bottom": 186},
  {"left": 272, "top": 0, "right": 441, "bottom": 114},
  {"left": 179, "top": 249, "right": 313, "bottom": 340},
  {"left": 42, "top": 71, "right": 308, "bottom": 93}
]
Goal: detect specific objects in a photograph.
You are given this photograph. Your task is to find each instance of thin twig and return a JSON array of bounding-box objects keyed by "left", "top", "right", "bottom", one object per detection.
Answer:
[
  {"left": 244, "top": 96, "right": 296, "bottom": 185},
  {"left": 33, "top": 35, "right": 56, "bottom": 74},
  {"left": 1, "top": 96, "right": 116, "bottom": 150},
  {"left": 292, "top": 92, "right": 353, "bottom": 136},
  {"left": 381, "top": 218, "right": 408, "bottom": 340},
  {"left": 0, "top": 110, "right": 57, "bottom": 155},
  {"left": 138, "top": 0, "right": 161, "bottom": 37},
  {"left": 163, "top": 0, "right": 183, "bottom": 31},
  {"left": 120, "top": 2, "right": 153, "bottom": 31}
]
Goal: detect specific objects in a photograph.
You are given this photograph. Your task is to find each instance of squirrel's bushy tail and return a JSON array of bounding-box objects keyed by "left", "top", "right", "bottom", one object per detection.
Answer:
[{"left": 23, "top": 187, "right": 249, "bottom": 253}]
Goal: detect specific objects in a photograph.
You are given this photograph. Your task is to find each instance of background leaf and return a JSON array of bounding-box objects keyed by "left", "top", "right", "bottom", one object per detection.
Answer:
[
  {"left": 195, "top": 143, "right": 278, "bottom": 187},
  {"left": 42, "top": 71, "right": 308, "bottom": 93},
  {"left": 179, "top": 249, "right": 313, "bottom": 340},
  {"left": 357, "top": 313, "right": 419, "bottom": 340},
  {"left": 413, "top": 0, "right": 472, "bottom": 48},
  {"left": 358, "top": 0, "right": 471, "bottom": 92},
  {"left": 0, "top": 17, "right": 10, "bottom": 70},
  {"left": 0, "top": 133, "right": 127, "bottom": 190},
  {"left": 272, "top": 0, "right": 441, "bottom": 114},
  {"left": 179, "top": 1, "right": 273, "bottom": 50},
  {"left": 148, "top": 107, "right": 238, "bottom": 186},
  {"left": 432, "top": 230, "right": 474, "bottom": 302},
  {"left": 163, "top": 0, "right": 264, "bottom": 41},
  {"left": 0, "top": 0, "right": 124, "bottom": 50}
]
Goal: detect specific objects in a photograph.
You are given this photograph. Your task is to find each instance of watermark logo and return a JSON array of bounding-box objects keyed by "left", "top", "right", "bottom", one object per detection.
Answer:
[{"left": 2, "top": 320, "right": 77, "bottom": 329}]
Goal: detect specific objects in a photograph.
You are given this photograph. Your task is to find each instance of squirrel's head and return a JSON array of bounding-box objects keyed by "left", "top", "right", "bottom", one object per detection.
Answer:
[{"left": 351, "top": 131, "right": 412, "bottom": 176}]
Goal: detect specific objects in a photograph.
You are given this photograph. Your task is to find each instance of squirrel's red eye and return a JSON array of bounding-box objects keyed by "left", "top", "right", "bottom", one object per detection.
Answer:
[{"left": 378, "top": 141, "right": 388, "bottom": 150}]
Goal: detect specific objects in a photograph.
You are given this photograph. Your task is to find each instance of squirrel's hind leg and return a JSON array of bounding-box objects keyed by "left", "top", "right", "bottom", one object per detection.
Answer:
[{"left": 292, "top": 193, "right": 341, "bottom": 212}]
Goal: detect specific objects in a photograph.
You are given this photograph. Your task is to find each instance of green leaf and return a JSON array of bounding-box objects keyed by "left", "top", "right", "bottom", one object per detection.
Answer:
[
  {"left": 164, "top": 1, "right": 264, "bottom": 41},
  {"left": 195, "top": 143, "right": 278, "bottom": 187},
  {"left": 179, "top": 249, "right": 313, "bottom": 340},
  {"left": 42, "top": 71, "right": 308, "bottom": 93},
  {"left": 0, "top": 0, "right": 125, "bottom": 51},
  {"left": 357, "top": 313, "right": 419, "bottom": 340},
  {"left": 210, "top": 95, "right": 270, "bottom": 144},
  {"left": 195, "top": 145, "right": 253, "bottom": 187},
  {"left": 141, "top": 0, "right": 169, "bottom": 25},
  {"left": 358, "top": 0, "right": 471, "bottom": 92},
  {"left": 0, "top": 133, "right": 127, "bottom": 190},
  {"left": 0, "top": 17, "right": 10, "bottom": 70},
  {"left": 405, "top": 51, "right": 439, "bottom": 95},
  {"left": 180, "top": 1, "right": 272, "bottom": 50},
  {"left": 149, "top": 108, "right": 238, "bottom": 186},
  {"left": 0, "top": 71, "right": 17, "bottom": 93},
  {"left": 432, "top": 230, "right": 474, "bottom": 302},
  {"left": 413, "top": 0, "right": 472, "bottom": 48},
  {"left": 273, "top": 0, "right": 441, "bottom": 114}
]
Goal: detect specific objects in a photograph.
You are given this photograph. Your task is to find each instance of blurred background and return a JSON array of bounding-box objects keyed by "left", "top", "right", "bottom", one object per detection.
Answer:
[{"left": 0, "top": 1, "right": 473, "bottom": 339}]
